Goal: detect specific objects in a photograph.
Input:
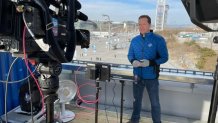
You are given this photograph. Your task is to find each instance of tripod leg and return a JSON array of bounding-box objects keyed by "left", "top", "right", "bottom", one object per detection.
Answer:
[{"left": 208, "top": 59, "right": 218, "bottom": 123}]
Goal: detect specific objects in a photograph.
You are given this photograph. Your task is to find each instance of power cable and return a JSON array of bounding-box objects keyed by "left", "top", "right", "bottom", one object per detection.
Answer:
[{"left": 4, "top": 57, "right": 19, "bottom": 123}]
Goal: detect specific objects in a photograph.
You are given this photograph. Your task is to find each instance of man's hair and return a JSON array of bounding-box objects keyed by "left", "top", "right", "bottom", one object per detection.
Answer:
[{"left": 138, "top": 15, "right": 151, "bottom": 24}]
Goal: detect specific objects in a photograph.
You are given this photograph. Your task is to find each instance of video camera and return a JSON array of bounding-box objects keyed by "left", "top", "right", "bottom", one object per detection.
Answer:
[
  {"left": 0, "top": 0, "right": 90, "bottom": 63},
  {"left": 0, "top": 1, "right": 90, "bottom": 122}
]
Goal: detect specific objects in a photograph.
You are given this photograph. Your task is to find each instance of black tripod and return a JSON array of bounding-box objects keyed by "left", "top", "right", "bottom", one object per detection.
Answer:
[
  {"left": 119, "top": 79, "right": 125, "bottom": 123},
  {"left": 95, "top": 79, "right": 101, "bottom": 123},
  {"left": 37, "top": 61, "right": 62, "bottom": 123},
  {"left": 208, "top": 57, "right": 218, "bottom": 123}
]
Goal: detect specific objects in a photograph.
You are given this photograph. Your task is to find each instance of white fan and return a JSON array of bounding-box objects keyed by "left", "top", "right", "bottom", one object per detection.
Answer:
[{"left": 57, "top": 80, "right": 77, "bottom": 122}]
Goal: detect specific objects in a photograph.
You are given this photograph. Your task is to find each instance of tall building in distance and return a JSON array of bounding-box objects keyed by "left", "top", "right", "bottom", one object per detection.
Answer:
[{"left": 155, "top": 0, "right": 169, "bottom": 31}]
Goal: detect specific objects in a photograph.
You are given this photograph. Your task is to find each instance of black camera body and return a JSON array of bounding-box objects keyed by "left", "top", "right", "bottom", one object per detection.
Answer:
[
  {"left": 0, "top": 3, "right": 41, "bottom": 53},
  {"left": 0, "top": 0, "right": 90, "bottom": 62}
]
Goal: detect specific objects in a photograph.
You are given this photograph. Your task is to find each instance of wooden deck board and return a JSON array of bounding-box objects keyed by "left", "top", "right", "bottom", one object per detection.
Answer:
[{"left": 65, "top": 105, "right": 176, "bottom": 123}]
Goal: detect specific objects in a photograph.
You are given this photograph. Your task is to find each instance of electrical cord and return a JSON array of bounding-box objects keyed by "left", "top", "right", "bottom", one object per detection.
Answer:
[
  {"left": 22, "top": 13, "right": 36, "bottom": 40},
  {"left": 0, "top": 68, "right": 37, "bottom": 83},
  {"left": 75, "top": 67, "right": 98, "bottom": 104},
  {"left": 29, "top": 0, "right": 67, "bottom": 62},
  {"left": 4, "top": 57, "right": 19, "bottom": 123},
  {"left": 22, "top": 12, "right": 50, "bottom": 52},
  {"left": 22, "top": 26, "right": 45, "bottom": 115},
  {"left": 3, "top": 58, "right": 38, "bottom": 123},
  {"left": 74, "top": 67, "right": 99, "bottom": 110},
  {"left": 4, "top": 7, "right": 44, "bottom": 122},
  {"left": 76, "top": 83, "right": 98, "bottom": 104},
  {"left": 23, "top": 11, "right": 48, "bottom": 116}
]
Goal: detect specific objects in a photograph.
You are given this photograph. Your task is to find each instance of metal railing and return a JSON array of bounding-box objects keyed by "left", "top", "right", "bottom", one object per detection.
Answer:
[
  {"left": 160, "top": 68, "right": 214, "bottom": 77},
  {"left": 70, "top": 60, "right": 214, "bottom": 77}
]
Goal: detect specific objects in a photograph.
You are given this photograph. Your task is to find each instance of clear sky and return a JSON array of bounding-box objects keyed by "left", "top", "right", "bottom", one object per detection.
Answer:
[{"left": 79, "top": 0, "right": 193, "bottom": 26}]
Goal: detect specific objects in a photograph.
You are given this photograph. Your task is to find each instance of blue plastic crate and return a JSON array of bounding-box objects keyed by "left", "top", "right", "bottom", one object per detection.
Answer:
[{"left": 0, "top": 52, "right": 28, "bottom": 116}]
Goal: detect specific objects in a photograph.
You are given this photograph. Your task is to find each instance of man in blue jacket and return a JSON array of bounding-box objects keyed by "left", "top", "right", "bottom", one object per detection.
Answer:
[{"left": 127, "top": 15, "right": 168, "bottom": 123}]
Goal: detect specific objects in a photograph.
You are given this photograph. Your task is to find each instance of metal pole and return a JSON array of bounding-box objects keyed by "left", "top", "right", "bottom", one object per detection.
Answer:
[
  {"left": 120, "top": 80, "right": 125, "bottom": 123},
  {"left": 46, "top": 102, "right": 54, "bottom": 123},
  {"left": 95, "top": 80, "right": 100, "bottom": 123},
  {"left": 102, "top": 14, "right": 111, "bottom": 50}
]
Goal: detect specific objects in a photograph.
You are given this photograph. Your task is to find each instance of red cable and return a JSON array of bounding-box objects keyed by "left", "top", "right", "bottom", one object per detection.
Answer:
[
  {"left": 74, "top": 67, "right": 99, "bottom": 110},
  {"left": 77, "top": 83, "right": 98, "bottom": 104},
  {"left": 75, "top": 99, "right": 96, "bottom": 111},
  {"left": 22, "top": 26, "right": 45, "bottom": 113}
]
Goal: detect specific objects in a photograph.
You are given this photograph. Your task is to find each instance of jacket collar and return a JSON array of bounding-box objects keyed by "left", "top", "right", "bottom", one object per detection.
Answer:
[{"left": 140, "top": 31, "right": 153, "bottom": 39}]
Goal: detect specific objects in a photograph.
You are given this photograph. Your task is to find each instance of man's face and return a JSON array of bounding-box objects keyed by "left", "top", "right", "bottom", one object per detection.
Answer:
[{"left": 138, "top": 18, "right": 150, "bottom": 34}]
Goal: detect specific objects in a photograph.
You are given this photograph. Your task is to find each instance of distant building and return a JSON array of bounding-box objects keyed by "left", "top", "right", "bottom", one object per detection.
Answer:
[
  {"left": 75, "top": 20, "right": 98, "bottom": 31},
  {"left": 91, "top": 31, "right": 116, "bottom": 38}
]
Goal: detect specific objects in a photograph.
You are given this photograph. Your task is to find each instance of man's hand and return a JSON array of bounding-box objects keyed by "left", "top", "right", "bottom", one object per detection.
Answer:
[
  {"left": 132, "top": 60, "right": 141, "bottom": 67},
  {"left": 132, "top": 60, "right": 150, "bottom": 67},
  {"left": 140, "top": 59, "right": 150, "bottom": 67}
]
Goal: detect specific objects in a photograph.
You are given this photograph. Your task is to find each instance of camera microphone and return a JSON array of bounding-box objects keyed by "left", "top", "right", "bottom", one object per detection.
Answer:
[
  {"left": 76, "top": 0, "right": 81, "bottom": 10},
  {"left": 77, "top": 11, "right": 88, "bottom": 21}
]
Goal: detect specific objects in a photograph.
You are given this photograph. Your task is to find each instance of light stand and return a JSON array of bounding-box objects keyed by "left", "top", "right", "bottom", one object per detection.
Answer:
[
  {"left": 119, "top": 80, "right": 125, "bottom": 123},
  {"left": 86, "top": 63, "right": 111, "bottom": 123},
  {"left": 112, "top": 77, "right": 131, "bottom": 123},
  {"left": 95, "top": 79, "right": 101, "bottom": 123},
  {"left": 37, "top": 61, "right": 62, "bottom": 123}
]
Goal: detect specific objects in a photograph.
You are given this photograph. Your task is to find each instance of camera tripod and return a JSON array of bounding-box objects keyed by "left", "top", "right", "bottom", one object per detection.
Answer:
[{"left": 37, "top": 61, "right": 62, "bottom": 123}]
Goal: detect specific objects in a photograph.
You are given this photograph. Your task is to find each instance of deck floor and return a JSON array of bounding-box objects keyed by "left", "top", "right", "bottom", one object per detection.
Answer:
[{"left": 65, "top": 105, "right": 203, "bottom": 123}]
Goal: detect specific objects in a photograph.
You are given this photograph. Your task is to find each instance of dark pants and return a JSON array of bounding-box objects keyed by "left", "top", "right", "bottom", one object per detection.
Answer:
[{"left": 130, "top": 78, "right": 161, "bottom": 123}]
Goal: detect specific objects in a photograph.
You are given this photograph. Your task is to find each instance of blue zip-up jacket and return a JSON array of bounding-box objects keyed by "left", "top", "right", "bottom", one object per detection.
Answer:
[{"left": 127, "top": 32, "right": 168, "bottom": 79}]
